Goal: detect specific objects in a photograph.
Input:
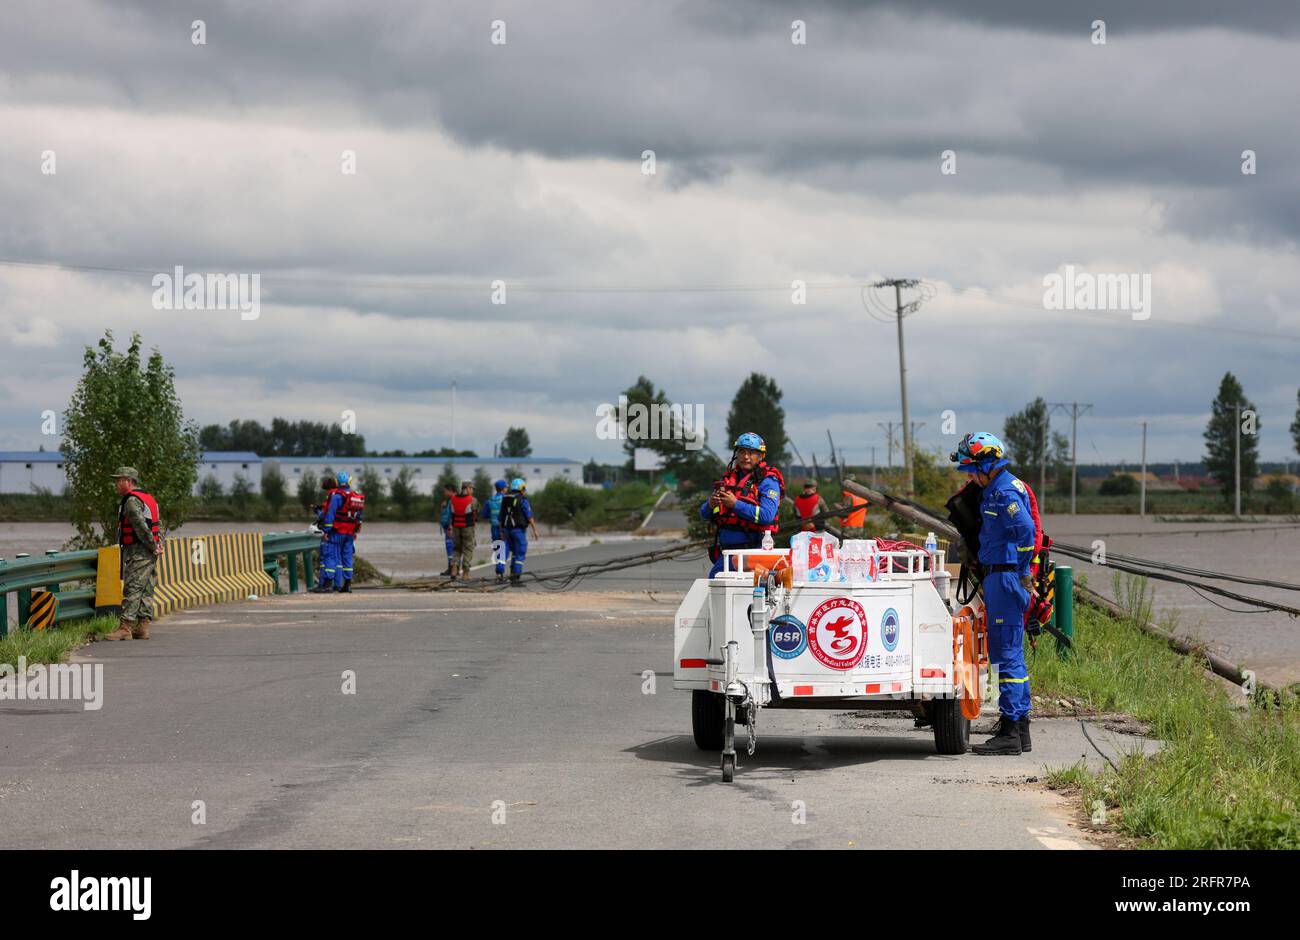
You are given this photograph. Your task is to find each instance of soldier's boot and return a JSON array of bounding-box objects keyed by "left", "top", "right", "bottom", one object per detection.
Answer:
[
  {"left": 131, "top": 619, "right": 151, "bottom": 640},
  {"left": 972, "top": 715, "right": 1023, "bottom": 756},
  {"left": 103, "top": 620, "right": 134, "bottom": 641},
  {"left": 1018, "top": 717, "right": 1032, "bottom": 752},
  {"left": 449, "top": 563, "right": 460, "bottom": 580},
  {"left": 509, "top": 573, "right": 522, "bottom": 587},
  {"left": 341, "top": 579, "right": 352, "bottom": 593}
]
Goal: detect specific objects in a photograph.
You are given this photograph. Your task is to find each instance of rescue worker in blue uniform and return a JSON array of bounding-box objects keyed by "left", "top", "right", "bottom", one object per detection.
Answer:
[
  {"left": 438, "top": 482, "right": 456, "bottom": 577},
  {"left": 951, "top": 432, "right": 1036, "bottom": 755},
  {"left": 701, "top": 432, "right": 785, "bottom": 578},
  {"left": 317, "top": 471, "right": 364, "bottom": 593},
  {"left": 481, "top": 479, "right": 508, "bottom": 583},
  {"left": 498, "top": 477, "right": 539, "bottom": 586}
]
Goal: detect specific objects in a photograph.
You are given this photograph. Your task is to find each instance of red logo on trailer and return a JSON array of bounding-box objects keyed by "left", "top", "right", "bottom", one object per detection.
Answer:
[{"left": 806, "top": 597, "right": 868, "bottom": 670}]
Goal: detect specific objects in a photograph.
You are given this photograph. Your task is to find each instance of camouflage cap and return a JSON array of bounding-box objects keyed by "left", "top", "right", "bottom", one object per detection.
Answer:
[{"left": 109, "top": 466, "right": 141, "bottom": 480}]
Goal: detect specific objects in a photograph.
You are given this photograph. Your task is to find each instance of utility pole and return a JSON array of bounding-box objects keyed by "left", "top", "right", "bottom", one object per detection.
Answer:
[
  {"left": 1234, "top": 402, "right": 1242, "bottom": 518},
  {"left": 871, "top": 446, "right": 877, "bottom": 489},
  {"left": 451, "top": 379, "right": 457, "bottom": 451},
  {"left": 1140, "top": 421, "right": 1148, "bottom": 518},
  {"left": 1049, "top": 401, "right": 1093, "bottom": 515},
  {"left": 877, "top": 421, "right": 899, "bottom": 468},
  {"left": 1039, "top": 415, "right": 1047, "bottom": 504},
  {"left": 870, "top": 279, "right": 925, "bottom": 495}
]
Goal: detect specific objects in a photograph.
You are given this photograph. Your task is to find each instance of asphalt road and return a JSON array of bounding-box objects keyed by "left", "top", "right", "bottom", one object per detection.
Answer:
[{"left": 1, "top": 540, "right": 1157, "bottom": 849}]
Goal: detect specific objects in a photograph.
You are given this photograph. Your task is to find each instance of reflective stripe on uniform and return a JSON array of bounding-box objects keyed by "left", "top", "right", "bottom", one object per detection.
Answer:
[{"left": 999, "top": 675, "right": 1030, "bottom": 683}]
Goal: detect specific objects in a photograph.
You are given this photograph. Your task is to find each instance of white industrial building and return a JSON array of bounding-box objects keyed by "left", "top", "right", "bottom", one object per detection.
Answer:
[
  {"left": 0, "top": 451, "right": 583, "bottom": 496},
  {"left": 265, "top": 456, "right": 584, "bottom": 495}
]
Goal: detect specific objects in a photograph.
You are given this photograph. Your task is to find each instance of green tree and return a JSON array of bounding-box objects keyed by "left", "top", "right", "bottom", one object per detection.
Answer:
[
  {"left": 357, "top": 465, "right": 384, "bottom": 508},
  {"left": 500, "top": 427, "right": 532, "bottom": 458},
  {"left": 198, "top": 475, "right": 224, "bottom": 501},
  {"left": 1291, "top": 388, "right": 1300, "bottom": 457},
  {"left": 296, "top": 470, "right": 319, "bottom": 510},
  {"left": 1099, "top": 474, "right": 1139, "bottom": 496},
  {"left": 725, "top": 372, "right": 789, "bottom": 467},
  {"left": 1002, "top": 397, "right": 1069, "bottom": 488},
  {"left": 1203, "top": 372, "right": 1260, "bottom": 501},
  {"left": 472, "top": 467, "right": 493, "bottom": 503},
  {"left": 531, "top": 477, "right": 596, "bottom": 529},
  {"left": 617, "top": 375, "right": 720, "bottom": 487},
  {"left": 262, "top": 464, "right": 287, "bottom": 516},
  {"left": 61, "top": 331, "right": 201, "bottom": 546},
  {"left": 389, "top": 467, "right": 416, "bottom": 520},
  {"left": 436, "top": 463, "right": 461, "bottom": 494},
  {"left": 231, "top": 473, "right": 255, "bottom": 515}
]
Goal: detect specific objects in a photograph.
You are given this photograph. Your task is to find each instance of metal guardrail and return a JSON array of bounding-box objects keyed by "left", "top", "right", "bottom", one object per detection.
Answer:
[
  {"left": 1, "top": 530, "right": 323, "bottom": 636},
  {"left": 262, "top": 531, "right": 323, "bottom": 596},
  {"left": 0, "top": 549, "right": 99, "bottom": 637}
]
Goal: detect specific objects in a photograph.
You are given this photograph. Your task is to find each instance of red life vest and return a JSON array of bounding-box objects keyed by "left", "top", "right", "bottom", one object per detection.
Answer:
[
  {"left": 327, "top": 487, "right": 365, "bottom": 535},
  {"left": 118, "top": 490, "right": 161, "bottom": 547},
  {"left": 716, "top": 463, "right": 786, "bottom": 534},
  {"left": 1021, "top": 479, "right": 1045, "bottom": 572},
  {"left": 794, "top": 491, "right": 821, "bottom": 531},
  {"left": 450, "top": 494, "right": 476, "bottom": 528}
]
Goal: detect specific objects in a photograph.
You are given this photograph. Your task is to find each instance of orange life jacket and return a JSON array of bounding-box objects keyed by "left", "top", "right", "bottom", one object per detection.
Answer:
[
  {"left": 841, "top": 491, "right": 868, "bottom": 528},
  {"left": 716, "top": 463, "right": 786, "bottom": 534},
  {"left": 450, "top": 494, "right": 476, "bottom": 528},
  {"left": 118, "top": 490, "right": 161, "bottom": 547}
]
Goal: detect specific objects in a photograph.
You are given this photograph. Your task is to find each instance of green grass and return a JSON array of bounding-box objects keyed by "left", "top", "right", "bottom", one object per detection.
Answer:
[
  {"left": 1, "top": 615, "right": 121, "bottom": 667},
  {"left": 1033, "top": 595, "right": 1300, "bottom": 848}
]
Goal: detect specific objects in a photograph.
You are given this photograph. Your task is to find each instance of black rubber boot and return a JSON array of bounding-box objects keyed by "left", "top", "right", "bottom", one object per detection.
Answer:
[
  {"left": 310, "top": 583, "right": 334, "bottom": 594},
  {"left": 972, "top": 715, "right": 1023, "bottom": 755},
  {"left": 1018, "top": 717, "right": 1032, "bottom": 753},
  {"left": 341, "top": 579, "right": 352, "bottom": 593},
  {"left": 509, "top": 573, "right": 522, "bottom": 587},
  {"left": 439, "top": 567, "right": 452, "bottom": 577}
]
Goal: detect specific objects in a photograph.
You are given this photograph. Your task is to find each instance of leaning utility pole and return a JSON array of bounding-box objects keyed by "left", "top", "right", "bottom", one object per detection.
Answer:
[
  {"left": 451, "top": 378, "right": 458, "bottom": 451},
  {"left": 1049, "top": 401, "right": 1093, "bottom": 515}
]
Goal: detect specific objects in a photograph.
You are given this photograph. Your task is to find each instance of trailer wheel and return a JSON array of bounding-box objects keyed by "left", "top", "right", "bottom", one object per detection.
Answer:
[
  {"left": 721, "top": 752, "right": 735, "bottom": 782},
  {"left": 691, "top": 690, "right": 725, "bottom": 750},
  {"left": 931, "top": 697, "right": 970, "bottom": 755}
]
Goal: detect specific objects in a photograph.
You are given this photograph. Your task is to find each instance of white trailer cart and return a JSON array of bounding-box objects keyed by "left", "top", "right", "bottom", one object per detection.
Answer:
[{"left": 673, "top": 547, "right": 988, "bottom": 781}]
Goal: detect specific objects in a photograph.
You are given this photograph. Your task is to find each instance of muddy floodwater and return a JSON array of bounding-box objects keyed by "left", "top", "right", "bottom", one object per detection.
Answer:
[
  {"left": 1043, "top": 514, "right": 1300, "bottom": 687},
  {"left": 4, "top": 515, "right": 1298, "bottom": 686}
]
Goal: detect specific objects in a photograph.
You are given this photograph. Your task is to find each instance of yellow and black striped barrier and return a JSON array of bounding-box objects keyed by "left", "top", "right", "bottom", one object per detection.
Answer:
[
  {"left": 152, "top": 532, "right": 276, "bottom": 617},
  {"left": 26, "top": 589, "right": 58, "bottom": 630}
]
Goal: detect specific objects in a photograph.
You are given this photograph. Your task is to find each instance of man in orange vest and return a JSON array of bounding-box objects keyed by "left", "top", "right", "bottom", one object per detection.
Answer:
[
  {"left": 103, "top": 467, "right": 164, "bottom": 641},
  {"left": 840, "top": 473, "right": 869, "bottom": 536},
  {"left": 448, "top": 480, "right": 479, "bottom": 581},
  {"left": 794, "top": 480, "right": 827, "bottom": 532}
]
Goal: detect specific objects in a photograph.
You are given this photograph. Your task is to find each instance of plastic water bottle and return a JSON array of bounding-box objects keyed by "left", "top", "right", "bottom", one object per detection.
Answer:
[
  {"left": 761, "top": 529, "right": 774, "bottom": 551},
  {"left": 790, "top": 532, "right": 810, "bottom": 582},
  {"left": 925, "top": 532, "right": 937, "bottom": 555}
]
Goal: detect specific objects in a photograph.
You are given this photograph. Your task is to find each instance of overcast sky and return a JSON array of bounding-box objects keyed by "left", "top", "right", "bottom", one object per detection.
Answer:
[{"left": 2, "top": 0, "right": 1298, "bottom": 468}]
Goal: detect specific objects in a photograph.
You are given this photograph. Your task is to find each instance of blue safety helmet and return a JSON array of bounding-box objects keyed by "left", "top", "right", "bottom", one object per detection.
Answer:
[
  {"left": 950, "top": 432, "right": 1008, "bottom": 474},
  {"left": 510, "top": 477, "right": 526, "bottom": 491},
  {"left": 494, "top": 479, "right": 508, "bottom": 491},
  {"left": 733, "top": 432, "right": 766, "bottom": 454},
  {"left": 336, "top": 471, "right": 351, "bottom": 486}
]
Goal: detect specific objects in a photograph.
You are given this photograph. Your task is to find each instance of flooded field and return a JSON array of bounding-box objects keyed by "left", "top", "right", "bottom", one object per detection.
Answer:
[{"left": 1044, "top": 514, "right": 1300, "bottom": 687}]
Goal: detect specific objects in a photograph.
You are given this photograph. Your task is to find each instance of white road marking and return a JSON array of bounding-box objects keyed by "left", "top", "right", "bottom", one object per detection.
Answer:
[{"left": 1027, "top": 826, "right": 1084, "bottom": 850}]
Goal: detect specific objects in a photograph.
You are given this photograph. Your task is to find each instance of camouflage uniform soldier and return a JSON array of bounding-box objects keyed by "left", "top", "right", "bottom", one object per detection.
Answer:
[{"left": 103, "top": 467, "right": 164, "bottom": 641}]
